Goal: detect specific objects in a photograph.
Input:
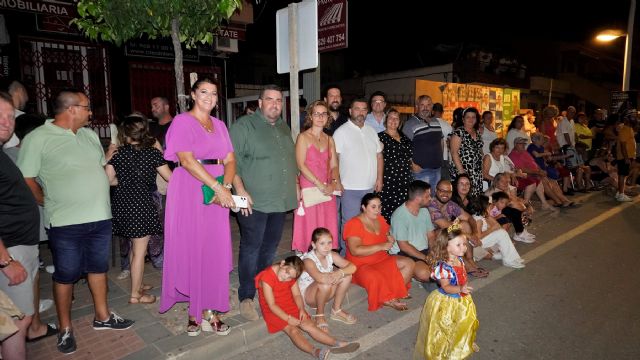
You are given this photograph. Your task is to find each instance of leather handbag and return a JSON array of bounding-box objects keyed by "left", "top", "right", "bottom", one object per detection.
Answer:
[{"left": 301, "top": 187, "right": 332, "bottom": 207}]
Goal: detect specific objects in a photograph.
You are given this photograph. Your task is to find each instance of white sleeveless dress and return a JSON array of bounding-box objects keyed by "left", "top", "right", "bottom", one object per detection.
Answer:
[{"left": 297, "top": 250, "right": 335, "bottom": 300}]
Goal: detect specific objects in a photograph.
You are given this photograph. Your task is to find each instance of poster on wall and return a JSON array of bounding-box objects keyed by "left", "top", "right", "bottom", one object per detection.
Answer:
[
  {"left": 503, "top": 88, "right": 512, "bottom": 133},
  {"left": 415, "top": 79, "right": 520, "bottom": 138}
]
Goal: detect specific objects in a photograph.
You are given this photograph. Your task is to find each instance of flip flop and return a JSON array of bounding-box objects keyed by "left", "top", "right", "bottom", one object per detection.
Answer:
[
  {"left": 467, "top": 269, "right": 489, "bottom": 278},
  {"left": 129, "top": 294, "right": 156, "bottom": 304},
  {"left": 382, "top": 300, "right": 408, "bottom": 311},
  {"left": 27, "top": 323, "right": 58, "bottom": 343}
]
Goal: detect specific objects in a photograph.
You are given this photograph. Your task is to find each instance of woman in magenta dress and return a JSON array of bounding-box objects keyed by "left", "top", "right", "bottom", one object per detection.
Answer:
[
  {"left": 160, "top": 78, "right": 237, "bottom": 337},
  {"left": 292, "top": 101, "right": 340, "bottom": 253}
]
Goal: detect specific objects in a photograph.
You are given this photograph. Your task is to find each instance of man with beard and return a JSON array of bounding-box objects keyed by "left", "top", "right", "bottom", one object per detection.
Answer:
[
  {"left": 323, "top": 84, "right": 349, "bottom": 135},
  {"left": 149, "top": 97, "right": 174, "bottom": 148},
  {"left": 427, "top": 180, "right": 489, "bottom": 278},
  {"left": 403, "top": 95, "right": 445, "bottom": 192},
  {"left": 230, "top": 84, "right": 298, "bottom": 321},
  {"left": 333, "top": 98, "right": 384, "bottom": 254}
]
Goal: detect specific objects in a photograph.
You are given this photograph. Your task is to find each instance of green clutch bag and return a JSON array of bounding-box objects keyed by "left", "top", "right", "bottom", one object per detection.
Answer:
[{"left": 202, "top": 175, "right": 225, "bottom": 205}]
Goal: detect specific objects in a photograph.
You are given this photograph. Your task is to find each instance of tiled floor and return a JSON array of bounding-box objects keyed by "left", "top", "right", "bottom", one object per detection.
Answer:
[
  {"left": 27, "top": 315, "right": 145, "bottom": 360},
  {"left": 26, "top": 213, "right": 296, "bottom": 359}
]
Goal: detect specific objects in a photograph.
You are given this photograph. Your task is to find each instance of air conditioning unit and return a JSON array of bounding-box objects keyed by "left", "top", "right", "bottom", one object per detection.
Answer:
[{"left": 215, "top": 37, "right": 238, "bottom": 53}]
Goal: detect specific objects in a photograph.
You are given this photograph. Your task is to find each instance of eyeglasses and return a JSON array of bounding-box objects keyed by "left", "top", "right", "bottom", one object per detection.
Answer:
[
  {"left": 70, "top": 104, "right": 91, "bottom": 111},
  {"left": 436, "top": 188, "right": 452, "bottom": 193},
  {"left": 372, "top": 100, "right": 385, "bottom": 104},
  {"left": 312, "top": 112, "right": 329, "bottom": 118}
]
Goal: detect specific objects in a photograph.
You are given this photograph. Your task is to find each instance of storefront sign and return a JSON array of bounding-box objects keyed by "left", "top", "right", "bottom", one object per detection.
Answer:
[
  {"left": 317, "top": 0, "right": 347, "bottom": 52},
  {"left": 216, "top": 26, "right": 245, "bottom": 41},
  {"left": 125, "top": 39, "right": 199, "bottom": 62},
  {"left": 610, "top": 90, "right": 638, "bottom": 115},
  {"left": 0, "top": 0, "right": 77, "bottom": 17},
  {"left": 0, "top": 46, "right": 9, "bottom": 79},
  {"left": 37, "top": 14, "right": 79, "bottom": 34}
]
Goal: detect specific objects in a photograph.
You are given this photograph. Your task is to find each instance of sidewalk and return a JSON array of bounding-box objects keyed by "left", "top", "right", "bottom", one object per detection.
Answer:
[
  {"left": 26, "top": 200, "right": 565, "bottom": 360},
  {"left": 26, "top": 212, "right": 366, "bottom": 360}
]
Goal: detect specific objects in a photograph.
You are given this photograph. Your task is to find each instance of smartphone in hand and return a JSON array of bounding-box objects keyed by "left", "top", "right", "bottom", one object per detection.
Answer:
[{"left": 232, "top": 195, "right": 249, "bottom": 209}]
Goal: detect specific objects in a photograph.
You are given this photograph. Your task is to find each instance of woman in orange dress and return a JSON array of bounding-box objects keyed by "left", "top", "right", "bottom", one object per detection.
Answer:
[{"left": 343, "top": 193, "right": 414, "bottom": 311}]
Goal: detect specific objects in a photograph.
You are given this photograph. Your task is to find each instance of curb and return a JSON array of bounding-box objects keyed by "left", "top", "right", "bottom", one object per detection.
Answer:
[{"left": 167, "top": 286, "right": 369, "bottom": 360}]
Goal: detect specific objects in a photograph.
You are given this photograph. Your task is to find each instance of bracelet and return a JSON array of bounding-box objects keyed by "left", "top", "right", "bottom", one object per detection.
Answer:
[
  {"left": 339, "top": 269, "right": 345, "bottom": 279},
  {"left": 0, "top": 256, "right": 14, "bottom": 269},
  {"left": 223, "top": 183, "right": 232, "bottom": 190}
]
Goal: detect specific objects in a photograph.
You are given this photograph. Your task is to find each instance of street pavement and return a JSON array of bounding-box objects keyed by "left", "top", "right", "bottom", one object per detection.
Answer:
[
  {"left": 232, "top": 191, "right": 640, "bottom": 360},
  {"left": 25, "top": 190, "right": 639, "bottom": 359}
]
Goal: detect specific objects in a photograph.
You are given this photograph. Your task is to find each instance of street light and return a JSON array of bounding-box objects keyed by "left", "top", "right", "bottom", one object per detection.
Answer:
[{"left": 595, "top": 0, "right": 635, "bottom": 91}]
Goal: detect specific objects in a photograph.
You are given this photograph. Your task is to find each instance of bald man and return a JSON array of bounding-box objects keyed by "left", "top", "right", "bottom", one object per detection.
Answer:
[{"left": 17, "top": 90, "right": 134, "bottom": 354}]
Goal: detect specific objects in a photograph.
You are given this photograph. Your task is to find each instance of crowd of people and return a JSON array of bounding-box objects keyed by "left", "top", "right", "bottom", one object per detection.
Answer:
[{"left": 1, "top": 79, "right": 638, "bottom": 359}]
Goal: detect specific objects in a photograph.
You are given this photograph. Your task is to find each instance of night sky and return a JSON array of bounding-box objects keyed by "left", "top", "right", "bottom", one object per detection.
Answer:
[{"left": 238, "top": 0, "right": 638, "bottom": 76}]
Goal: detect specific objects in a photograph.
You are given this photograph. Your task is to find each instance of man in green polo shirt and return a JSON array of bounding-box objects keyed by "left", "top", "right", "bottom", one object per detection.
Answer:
[
  {"left": 230, "top": 84, "right": 298, "bottom": 321},
  {"left": 389, "top": 180, "right": 436, "bottom": 283},
  {"left": 17, "top": 90, "right": 133, "bottom": 354}
]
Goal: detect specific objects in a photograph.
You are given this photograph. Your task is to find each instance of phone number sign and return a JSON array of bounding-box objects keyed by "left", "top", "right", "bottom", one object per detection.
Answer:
[{"left": 317, "top": 0, "right": 348, "bottom": 53}]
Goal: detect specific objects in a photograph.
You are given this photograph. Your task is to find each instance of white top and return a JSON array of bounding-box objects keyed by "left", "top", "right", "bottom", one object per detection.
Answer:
[
  {"left": 334, "top": 120, "right": 383, "bottom": 190},
  {"left": 505, "top": 129, "right": 530, "bottom": 154},
  {"left": 297, "top": 250, "right": 334, "bottom": 298},
  {"left": 437, "top": 118, "right": 453, "bottom": 161},
  {"left": 556, "top": 117, "right": 575, "bottom": 147},
  {"left": 485, "top": 153, "right": 514, "bottom": 178},
  {"left": 481, "top": 125, "right": 498, "bottom": 155},
  {"left": 473, "top": 214, "right": 489, "bottom": 232}
]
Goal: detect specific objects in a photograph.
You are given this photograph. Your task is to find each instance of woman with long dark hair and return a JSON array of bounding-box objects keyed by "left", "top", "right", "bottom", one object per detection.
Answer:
[
  {"left": 449, "top": 107, "right": 484, "bottom": 196},
  {"left": 160, "top": 78, "right": 236, "bottom": 336}
]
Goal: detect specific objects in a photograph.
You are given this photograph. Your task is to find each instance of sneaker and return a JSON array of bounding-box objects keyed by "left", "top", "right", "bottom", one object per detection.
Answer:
[
  {"left": 513, "top": 232, "right": 535, "bottom": 243},
  {"left": 616, "top": 193, "right": 633, "bottom": 202},
  {"left": 57, "top": 327, "right": 76, "bottom": 354},
  {"left": 239, "top": 299, "right": 259, "bottom": 321},
  {"left": 520, "top": 229, "right": 536, "bottom": 239},
  {"left": 39, "top": 299, "right": 54, "bottom": 313},
  {"left": 116, "top": 270, "right": 130, "bottom": 280},
  {"left": 45, "top": 265, "right": 55, "bottom": 274},
  {"left": 504, "top": 261, "right": 525, "bottom": 269},
  {"left": 93, "top": 312, "right": 134, "bottom": 330}
]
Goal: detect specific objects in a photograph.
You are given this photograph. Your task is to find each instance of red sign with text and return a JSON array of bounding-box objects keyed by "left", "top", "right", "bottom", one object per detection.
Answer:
[{"left": 317, "top": 0, "right": 347, "bottom": 53}]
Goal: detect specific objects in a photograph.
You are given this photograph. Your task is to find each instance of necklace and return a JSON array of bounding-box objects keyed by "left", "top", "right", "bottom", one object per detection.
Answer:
[
  {"left": 197, "top": 118, "right": 213, "bottom": 133},
  {"left": 309, "top": 131, "right": 324, "bottom": 146}
]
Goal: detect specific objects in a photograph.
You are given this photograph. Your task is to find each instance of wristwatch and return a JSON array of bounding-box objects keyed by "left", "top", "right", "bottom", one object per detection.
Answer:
[
  {"left": 223, "top": 183, "right": 233, "bottom": 190},
  {"left": 0, "top": 257, "right": 14, "bottom": 269}
]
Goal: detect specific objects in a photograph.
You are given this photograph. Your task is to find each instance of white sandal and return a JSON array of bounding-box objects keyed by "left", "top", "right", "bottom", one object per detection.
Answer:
[{"left": 330, "top": 308, "right": 357, "bottom": 324}]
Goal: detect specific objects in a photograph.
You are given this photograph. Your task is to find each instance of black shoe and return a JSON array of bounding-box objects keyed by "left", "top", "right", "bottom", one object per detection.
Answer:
[
  {"left": 563, "top": 190, "right": 575, "bottom": 196},
  {"left": 93, "top": 312, "right": 134, "bottom": 330},
  {"left": 57, "top": 327, "right": 77, "bottom": 354}
]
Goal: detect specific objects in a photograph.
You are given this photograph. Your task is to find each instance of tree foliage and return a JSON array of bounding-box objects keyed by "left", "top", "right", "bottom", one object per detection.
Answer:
[{"left": 72, "top": 0, "right": 242, "bottom": 112}]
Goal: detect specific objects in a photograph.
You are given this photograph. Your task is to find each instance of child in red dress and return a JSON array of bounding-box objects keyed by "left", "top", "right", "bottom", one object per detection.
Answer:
[{"left": 255, "top": 256, "right": 360, "bottom": 359}]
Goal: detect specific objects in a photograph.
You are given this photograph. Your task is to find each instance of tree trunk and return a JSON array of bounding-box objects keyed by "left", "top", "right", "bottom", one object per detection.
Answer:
[{"left": 171, "top": 18, "right": 187, "bottom": 113}]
